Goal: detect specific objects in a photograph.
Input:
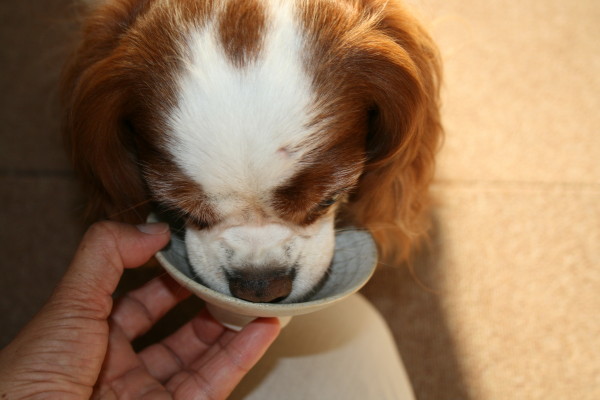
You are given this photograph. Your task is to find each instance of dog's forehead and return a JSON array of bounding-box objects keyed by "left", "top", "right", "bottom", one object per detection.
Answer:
[{"left": 165, "top": 0, "right": 321, "bottom": 199}]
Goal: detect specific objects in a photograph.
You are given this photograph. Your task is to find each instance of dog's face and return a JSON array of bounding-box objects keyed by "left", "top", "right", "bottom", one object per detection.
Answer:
[
  {"left": 63, "top": 0, "right": 441, "bottom": 303},
  {"left": 145, "top": 1, "right": 368, "bottom": 302}
]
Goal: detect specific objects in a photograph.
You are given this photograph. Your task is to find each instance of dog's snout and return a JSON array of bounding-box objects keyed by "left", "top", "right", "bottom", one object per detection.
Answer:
[
  {"left": 228, "top": 268, "right": 295, "bottom": 303},
  {"left": 220, "top": 224, "right": 293, "bottom": 251}
]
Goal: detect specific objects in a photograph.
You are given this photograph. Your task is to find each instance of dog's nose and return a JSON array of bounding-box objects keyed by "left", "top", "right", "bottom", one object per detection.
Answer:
[{"left": 227, "top": 268, "right": 294, "bottom": 303}]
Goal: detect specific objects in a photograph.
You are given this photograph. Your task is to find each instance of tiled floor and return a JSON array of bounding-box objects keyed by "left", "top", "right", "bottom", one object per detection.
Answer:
[
  {"left": 403, "top": 0, "right": 600, "bottom": 398},
  {"left": 1, "top": 1, "right": 599, "bottom": 399},
  {"left": 0, "top": 0, "right": 84, "bottom": 344}
]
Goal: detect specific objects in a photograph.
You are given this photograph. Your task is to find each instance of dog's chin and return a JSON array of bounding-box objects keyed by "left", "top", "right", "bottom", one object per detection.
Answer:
[{"left": 184, "top": 220, "right": 337, "bottom": 303}]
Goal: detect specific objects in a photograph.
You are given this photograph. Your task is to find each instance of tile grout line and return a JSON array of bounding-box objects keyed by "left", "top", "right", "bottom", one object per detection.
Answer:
[
  {"left": 2, "top": 170, "right": 599, "bottom": 192},
  {"left": 0, "top": 169, "right": 74, "bottom": 178},
  {"left": 432, "top": 179, "right": 600, "bottom": 192}
]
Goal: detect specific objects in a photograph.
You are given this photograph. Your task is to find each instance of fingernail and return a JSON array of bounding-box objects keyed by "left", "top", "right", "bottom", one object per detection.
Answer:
[{"left": 136, "top": 222, "right": 170, "bottom": 235}]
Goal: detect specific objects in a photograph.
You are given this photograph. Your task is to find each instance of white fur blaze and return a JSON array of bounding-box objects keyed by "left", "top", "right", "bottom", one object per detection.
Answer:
[{"left": 167, "top": 0, "right": 318, "bottom": 202}]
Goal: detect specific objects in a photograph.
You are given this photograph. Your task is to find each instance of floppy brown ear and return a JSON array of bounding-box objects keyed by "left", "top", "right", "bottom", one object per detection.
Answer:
[
  {"left": 345, "top": 3, "right": 442, "bottom": 263},
  {"left": 61, "top": 0, "right": 153, "bottom": 223}
]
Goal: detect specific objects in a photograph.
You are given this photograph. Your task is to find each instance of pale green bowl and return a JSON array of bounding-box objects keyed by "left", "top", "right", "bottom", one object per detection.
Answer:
[{"left": 149, "top": 213, "right": 377, "bottom": 330}]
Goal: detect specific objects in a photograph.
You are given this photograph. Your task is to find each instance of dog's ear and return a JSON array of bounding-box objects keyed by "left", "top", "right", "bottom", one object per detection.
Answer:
[
  {"left": 61, "top": 0, "right": 153, "bottom": 223},
  {"left": 344, "top": 3, "right": 442, "bottom": 262}
]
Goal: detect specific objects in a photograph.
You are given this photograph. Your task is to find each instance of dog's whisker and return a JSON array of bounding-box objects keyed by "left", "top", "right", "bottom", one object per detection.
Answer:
[{"left": 107, "top": 199, "right": 153, "bottom": 221}]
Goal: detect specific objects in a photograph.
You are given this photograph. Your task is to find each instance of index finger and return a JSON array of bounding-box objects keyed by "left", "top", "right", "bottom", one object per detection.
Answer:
[{"left": 166, "top": 318, "right": 281, "bottom": 399}]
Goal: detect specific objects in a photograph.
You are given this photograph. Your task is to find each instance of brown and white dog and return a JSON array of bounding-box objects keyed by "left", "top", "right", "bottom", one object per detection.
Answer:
[{"left": 62, "top": 0, "right": 441, "bottom": 303}]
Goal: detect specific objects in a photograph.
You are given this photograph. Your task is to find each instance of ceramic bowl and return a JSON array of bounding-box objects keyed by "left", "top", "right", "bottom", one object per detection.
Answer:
[{"left": 148, "top": 213, "right": 378, "bottom": 330}]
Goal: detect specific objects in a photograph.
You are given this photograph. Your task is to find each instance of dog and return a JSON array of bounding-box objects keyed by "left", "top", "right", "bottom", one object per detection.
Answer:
[{"left": 62, "top": 0, "right": 441, "bottom": 303}]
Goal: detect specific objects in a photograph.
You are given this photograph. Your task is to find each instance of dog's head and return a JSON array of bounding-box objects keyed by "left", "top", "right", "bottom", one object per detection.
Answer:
[{"left": 62, "top": 0, "right": 441, "bottom": 302}]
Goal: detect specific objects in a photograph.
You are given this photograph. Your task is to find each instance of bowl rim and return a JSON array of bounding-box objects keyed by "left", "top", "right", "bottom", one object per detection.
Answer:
[{"left": 150, "top": 213, "right": 378, "bottom": 317}]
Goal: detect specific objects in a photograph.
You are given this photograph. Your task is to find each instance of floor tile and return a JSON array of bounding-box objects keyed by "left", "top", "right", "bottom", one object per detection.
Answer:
[
  {"left": 424, "top": 0, "right": 600, "bottom": 184},
  {"left": 0, "top": 0, "right": 77, "bottom": 171},
  {"left": 430, "top": 183, "right": 600, "bottom": 399},
  {"left": 0, "top": 175, "right": 85, "bottom": 345}
]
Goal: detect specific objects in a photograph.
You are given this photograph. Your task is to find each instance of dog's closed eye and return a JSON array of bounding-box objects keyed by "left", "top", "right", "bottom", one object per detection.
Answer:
[{"left": 315, "top": 189, "right": 348, "bottom": 211}]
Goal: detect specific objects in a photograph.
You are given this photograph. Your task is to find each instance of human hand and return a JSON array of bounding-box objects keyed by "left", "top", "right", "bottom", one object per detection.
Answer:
[{"left": 0, "top": 221, "right": 280, "bottom": 399}]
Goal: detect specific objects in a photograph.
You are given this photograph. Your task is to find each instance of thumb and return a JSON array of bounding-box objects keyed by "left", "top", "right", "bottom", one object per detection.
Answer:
[
  {"left": 56, "top": 221, "right": 171, "bottom": 319},
  {"left": 0, "top": 221, "right": 171, "bottom": 396}
]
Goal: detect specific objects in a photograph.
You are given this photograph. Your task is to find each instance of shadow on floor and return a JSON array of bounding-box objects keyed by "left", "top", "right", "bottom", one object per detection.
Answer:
[{"left": 361, "top": 214, "right": 473, "bottom": 400}]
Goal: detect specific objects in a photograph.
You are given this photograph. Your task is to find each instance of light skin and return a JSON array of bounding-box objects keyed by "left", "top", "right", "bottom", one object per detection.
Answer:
[{"left": 0, "top": 221, "right": 280, "bottom": 399}]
